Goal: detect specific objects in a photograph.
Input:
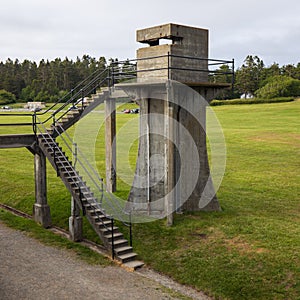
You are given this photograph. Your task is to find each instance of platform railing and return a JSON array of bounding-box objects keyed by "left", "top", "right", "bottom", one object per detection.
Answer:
[{"left": 0, "top": 54, "right": 234, "bottom": 130}]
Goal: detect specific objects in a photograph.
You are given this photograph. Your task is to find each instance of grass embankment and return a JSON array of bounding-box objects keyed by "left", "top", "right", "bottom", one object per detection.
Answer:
[{"left": 0, "top": 100, "right": 300, "bottom": 299}]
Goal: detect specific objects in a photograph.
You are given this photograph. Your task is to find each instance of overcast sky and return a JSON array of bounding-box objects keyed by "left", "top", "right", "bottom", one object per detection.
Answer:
[{"left": 1, "top": 0, "right": 299, "bottom": 68}]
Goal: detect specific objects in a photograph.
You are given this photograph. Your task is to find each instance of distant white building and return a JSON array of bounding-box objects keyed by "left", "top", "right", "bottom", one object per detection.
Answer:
[
  {"left": 25, "top": 102, "right": 46, "bottom": 110},
  {"left": 240, "top": 93, "right": 254, "bottom": 99}
]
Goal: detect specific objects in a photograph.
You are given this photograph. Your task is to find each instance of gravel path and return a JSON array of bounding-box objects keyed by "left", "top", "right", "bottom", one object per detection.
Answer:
[{"left": 0, "top": 222, "right": 182, "bottom": 300}]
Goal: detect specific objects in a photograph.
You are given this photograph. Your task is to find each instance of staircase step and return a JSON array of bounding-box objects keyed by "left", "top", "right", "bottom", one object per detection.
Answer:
[
  {"left": 56, "top": 159, "right": 71, "bottom": 165},
  {"left": 75, "top": 191, "right": 93, "bottom": 199},
  {"left": 116, "top": 252, "right": 137, "bottom": 264},
  {"left": 67, "top": 109, "right": 80, "bottom": 114},
  {"left": 42, "top": 142, "right": 59, "bottom": 148},
  {"left": 99, "top": 226, "right": 119, "bottom": 234},
  {"left": 57, "top": 159, "right": 71, "bottom": 167},
  {"left": 46, "top": 129, "right": 54, "bottom": 134},
  {"left": 83, "top": 202, "right": 99, "bottom": 209},
  {"left": 91, "top": 213, "right": 110, "bottom": 221},
  {"left": 122, "top": 260, "right": 144, "bottom": 271},
  {"left": 58, "top": 165, "right": 73, "bottom": 172},
  {"left": 66, "top": 114, "right": 80, "bottom": 120},
  {"left": 84, "top": 205, "right": 110, "bottom": 219},
  {"left": 95, "top": 219, "right": 112, "bottom": 228},
  {"left": 50, "top": 153, "right": 68, "bottom": 160},
  {"left": 65, "top": 175, "right": 82, "bottom": 182},
  {"left": 48, "top": 147, "right": 64, "bottom": 153},
  {"left": 88, "top": 208, "right": 102, "bottom": 215},
  {"left": 81, "top": 197, "right": 97, "bottom": 204},
  {"left": 62, "top": 170, "right": 78, "bottom": 176},
  {"left": 73, "top": 185, "right": 90, "bottom": 191},
  {"left": 114, "top": 246, "right": 133, "bottom": 256},
  {"left": 105, "top": 232, "right": 124, "bottom": 242},
  {"left": 70, "top": 181, "right": 86, "bottom": 188},
  {"left": 109, "top": 239, "right": 128, "bottom": 248},
  {"left": 64, "top": 173, "right": 80, "bottom": 181}
]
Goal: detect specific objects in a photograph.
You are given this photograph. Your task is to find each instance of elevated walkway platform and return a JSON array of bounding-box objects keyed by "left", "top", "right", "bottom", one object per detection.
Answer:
[{"left": 0, "top": 134, "right": 36, "bottom": 148}]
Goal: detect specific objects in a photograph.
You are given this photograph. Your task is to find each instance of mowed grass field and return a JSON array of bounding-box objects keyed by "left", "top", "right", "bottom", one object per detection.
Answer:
[{"left": 0, "top": 100, "right": 299, "bottom": 299}]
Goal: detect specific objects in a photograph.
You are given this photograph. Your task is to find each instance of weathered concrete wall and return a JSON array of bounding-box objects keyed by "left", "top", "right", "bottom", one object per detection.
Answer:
[
  {"left": 136, "top": 23, "right": 209, "bottom": 83},
  {"left": 123, "top": 81, "right": 220, "bottom": 215},
  {"left": 121, "top": 23, "right": 223, "bottom": 216},
  {"left": 174, "top": 84, "right": 220, "bottom": 211},
  {"left": 128, "top": 96, "right": 167, "bottom": 213}
]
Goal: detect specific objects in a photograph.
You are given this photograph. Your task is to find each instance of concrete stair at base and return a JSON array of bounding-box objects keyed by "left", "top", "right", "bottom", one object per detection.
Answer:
[{"left": 38, "top": 90, "right": 143, "bottom": 270}]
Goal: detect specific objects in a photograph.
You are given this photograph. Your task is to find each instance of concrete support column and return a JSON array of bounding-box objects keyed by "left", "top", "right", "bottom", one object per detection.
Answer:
[
  {"left": 69, "top": 197, "right": 83, "bottom": 242},
  {"left": 165, "top": 99, "right": 174, "bottom": 226},
  {"left": 33, "top": 150, "right": 51, "bottom": 228},
  {"left": 105, "top": 98, "right": 116, "bottom": 192}
]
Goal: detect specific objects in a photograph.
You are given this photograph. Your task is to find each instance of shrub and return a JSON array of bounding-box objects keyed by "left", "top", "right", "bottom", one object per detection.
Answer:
[
  {"left": 255, "top": 75, "right": 300, "bottom": 98},
  {"left": 210, "top": 97, "right": 294, "bottom": 106},
  {"left": 0, "top": 89, "right": 16, "bottom": 105}
]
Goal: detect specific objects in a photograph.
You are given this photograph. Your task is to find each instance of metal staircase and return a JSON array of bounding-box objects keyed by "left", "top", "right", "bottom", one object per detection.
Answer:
[
  {"left": 38, "top": 131, "right": 143, "bottom": 269},
  {"left": 31, "top": 64, "right": 143, "bottom": 269}
]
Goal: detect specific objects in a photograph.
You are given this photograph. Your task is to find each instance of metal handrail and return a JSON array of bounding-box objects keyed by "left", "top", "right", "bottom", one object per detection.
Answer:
[
  {"left": 41, "top": 68, "right": 110, "bottom": 126},
  {"left": 110, "top": 55, "right": 234, "bottom": 84},
  {"left": 37, "top": 67, "right": 108, "bottom": 116}
]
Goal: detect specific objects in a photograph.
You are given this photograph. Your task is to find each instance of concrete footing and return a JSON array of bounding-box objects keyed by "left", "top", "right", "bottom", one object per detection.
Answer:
[
  {"left": 69, "top": 216, "right": 83, "bottom": 242},
  {"left": 33, "top": 203, "right": 51, "bottom": 228},
  {"left": 69, "top": 197, "right": 83, "bottom": 241}
]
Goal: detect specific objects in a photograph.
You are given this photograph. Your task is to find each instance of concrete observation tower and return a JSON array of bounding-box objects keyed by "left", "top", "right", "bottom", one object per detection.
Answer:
[
  {"left": 116, "top": 23, "right": 232, "bottom": 220},
  {"left": 0, "top": 23, "right": 233, "bottom": 259}
]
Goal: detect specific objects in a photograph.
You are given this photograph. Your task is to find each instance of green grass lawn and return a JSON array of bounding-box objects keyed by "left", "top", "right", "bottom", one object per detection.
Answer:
[{"left": 0, "top": 100, "right": 300, "bottom": 299}]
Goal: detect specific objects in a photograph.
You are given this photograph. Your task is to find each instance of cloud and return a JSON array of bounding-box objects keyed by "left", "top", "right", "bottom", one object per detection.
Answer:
[{"left": 0, "top": 0, "right": 299, "bottom": 66}]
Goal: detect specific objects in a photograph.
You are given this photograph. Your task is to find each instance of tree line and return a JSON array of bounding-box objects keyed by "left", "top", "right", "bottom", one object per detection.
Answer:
[
  {"left": 1, "top": 54, "right": 300, "bottom": 105},
  {"left": 0, "top": 55, "right": 107, "bottom": 105},
  {"left": 210, "top": 55, "right": 300, "bottom": 99},
  {"left": 235, "top": 55, "right": 300, "bottom": 99}
]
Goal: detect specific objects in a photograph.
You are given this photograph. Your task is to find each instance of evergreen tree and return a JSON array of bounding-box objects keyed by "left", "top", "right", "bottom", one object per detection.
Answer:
[{"left": 235, "top": 55, "right": 264, "bottom": 97}]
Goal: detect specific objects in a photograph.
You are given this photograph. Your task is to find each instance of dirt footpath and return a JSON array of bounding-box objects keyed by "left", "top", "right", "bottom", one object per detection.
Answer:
[{"left": 0, "top": 222, "right": 182, "bottom": 300}]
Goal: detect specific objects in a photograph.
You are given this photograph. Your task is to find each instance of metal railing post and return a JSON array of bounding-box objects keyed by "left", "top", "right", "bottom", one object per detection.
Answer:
[
  {"left": 231, "top": 58, "right": 235, "bottom": 98},
  {"left": 111, "top": 218, "right": 115, "bottom": 259},
  {"left": 79, "top": 187, "right": 85, "bottom": 216},
  {"left": 32, "top": 112, "right": 37, "bottom": 138},
  {"left": 52, "top": 116, "right": 59, "bottom": 176},
  {"left": 73, "top": 142, "right": 78, "bottom": 168},
  {"left": 80, "top": 89, "right": 84, "bottom": 113},
  {"left": 112, "top": 63, "right": 115, "bottom": 86},
  {"left": 167, "top": 52, "right": 170, "bottom": 80},
  {"left": 129, "top": 211, "right": 133, "bottom": 247},
  {"left": 71, "top": 88, "right": 74, "bottom": 104}
]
